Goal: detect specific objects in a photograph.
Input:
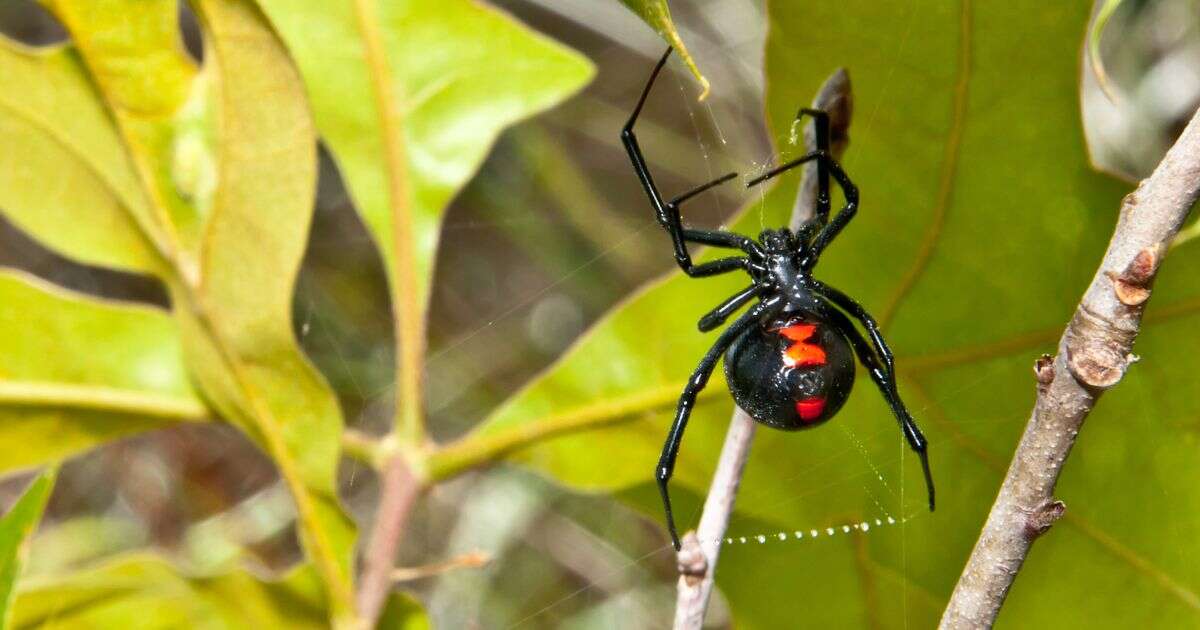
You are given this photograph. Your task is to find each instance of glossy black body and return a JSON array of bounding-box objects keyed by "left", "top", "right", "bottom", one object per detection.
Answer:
[
  {"left": 725, "top": 312, "right": 855, "bottom": 430},
  {"left": 624, "top": 48, "right": 935, "bottom": 550}
]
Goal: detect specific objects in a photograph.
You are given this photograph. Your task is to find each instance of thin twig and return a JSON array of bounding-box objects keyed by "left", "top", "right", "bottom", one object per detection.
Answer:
[
  {"left": 390, "top": 550, "right": 491, "bottom": 582},
  {"left": 672, "top": 408, "right": 757, "bottom": 629},
  {"left": 672, "top": 69, "right": 853, "bottom": 629},
  {"left": 357, "top": 454, "right": 424, "bottom": 624},
  {"left": 342, "top": 428, "right": 387, "bottom": 468},
  {"left": 940, "top": 106, "right": 1200, "bottom": 628}
]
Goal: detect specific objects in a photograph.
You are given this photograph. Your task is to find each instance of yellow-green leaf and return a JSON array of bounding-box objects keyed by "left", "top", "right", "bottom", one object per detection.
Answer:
[
  {"left": 183, "top": 0, "right": 356, "bottom": 619},
  {"left": 38, "top": 0, "right": 194, "bottom": 114},
  {"left": 42, "top": 0, "right": 214, "bottom": 261},
  {"left": 0, "top": 39, "right": 162, "bottom": 274},
  {"left": 617, "top": 0, "right": 708, "bottom": 98},
  {"left": 12, "top": 553, "right": 427, "bottom": 629},
  {"left": 0, "top": 469, "right": 54, "bottom": 630},
  {"left": 32, "top": 0, "right": 358, "bottom": 620},
  {"left": 0, "top": 271, "right": 205, "bottom": 475},
  {"left": 254, "top": 0, "right": 593, "bottom": 440},
  {"left": 41, "top": 0, "right": 213, "bottom": 263},
  {"left": 379, "top": 592, "right": 431, "bottom": 630}
]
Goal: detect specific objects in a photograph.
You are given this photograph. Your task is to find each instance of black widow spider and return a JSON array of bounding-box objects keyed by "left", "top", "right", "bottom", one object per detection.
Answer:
[{"left": 622, "top": 49, "right": 935, "bottom": 550}]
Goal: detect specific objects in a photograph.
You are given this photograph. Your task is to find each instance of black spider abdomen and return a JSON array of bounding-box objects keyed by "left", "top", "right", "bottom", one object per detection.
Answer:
[{"left": 723, "top": 313, "right": 855, "bottom": 430}]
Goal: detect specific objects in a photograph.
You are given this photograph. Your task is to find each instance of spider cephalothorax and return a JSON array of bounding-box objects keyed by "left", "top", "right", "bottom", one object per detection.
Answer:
[
  {"left": 758, "top": 227, "right": 796, "bottom": 252},
  {"left": 622, "top": 48, "right": 935, "bottom": 550}
]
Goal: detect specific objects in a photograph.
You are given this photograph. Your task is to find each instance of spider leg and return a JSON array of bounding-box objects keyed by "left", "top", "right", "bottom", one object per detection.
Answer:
[
  {"left": 813, "top": 281, "right": 894, "bottom": 376},
  {"left": 697, "top": 285, "right": 763, "bottom": 332},
  {"left": 792, "top": 108, "right": 832, "bottom": 226},
  {"left": 746, "top": 150, "right": 858, "bottom": 266},
  {"left": 622, "top": 47, "right": 673, "bottom": 220},
  {"left": 622, "top": 48, "right": 764, "bottom": 275},
  {"left": 681, "top": 255, "right": 753, "bottom": 277},
  {"left": 664, "top": 179, "right": 765, "bottom": 273},
  {"left": 682, "top": 229, "right": 764, "bottom": 258},
  {"left": 668, "top": 177, "right": 765, "bottom": 259},
  {"left": 817, "top": 297, "right": 934, "bottom": 512},
  {"left": 658, "top": 295, "right": 784, "bottom": 550}
]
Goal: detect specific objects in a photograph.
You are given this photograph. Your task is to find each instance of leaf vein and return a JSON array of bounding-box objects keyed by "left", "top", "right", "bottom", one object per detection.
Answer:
[{"left": 877, "top": 0, "right": 973, "bottom": 329}]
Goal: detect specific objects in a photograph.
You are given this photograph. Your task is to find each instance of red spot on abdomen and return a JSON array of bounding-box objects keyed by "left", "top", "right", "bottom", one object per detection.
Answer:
[
  {"left": 776, "top": 323, "right": 827, "bottom": 367},
  {"left": 796, "top": 397, "right": 826, "bottom": 422}
]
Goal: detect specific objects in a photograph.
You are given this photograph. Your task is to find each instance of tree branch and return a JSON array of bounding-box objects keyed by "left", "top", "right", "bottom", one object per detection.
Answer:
[
  {"left": 672, "top": 68, "right": 853, "bottom": 629},
  {"left": 940, "top": 106, "right": 1200, "bottom": 628}
]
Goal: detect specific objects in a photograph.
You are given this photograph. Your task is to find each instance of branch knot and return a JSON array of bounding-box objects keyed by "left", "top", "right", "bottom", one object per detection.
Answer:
[
  {"left": 1104, "top": 244, "right": 1160, "bottom": 307},
  {"left": 1023, "top": 500, "right": 1066, "bottom": 540},
  {"left": 1033, "top": 354, "right": 1055, "bottom": 392},
  {"left": 676, "top": 532, "right": 708, "bottom": 586}
]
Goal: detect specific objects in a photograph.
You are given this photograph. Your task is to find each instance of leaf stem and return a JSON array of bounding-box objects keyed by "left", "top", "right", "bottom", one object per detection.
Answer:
[
  {"left": 350, "top": 0, "right": 428, "bottom": 623},
  {"left": 342, "top": 428, "right": 388, "bottom": 468},
  {"left": 939, "top": 105, "right": 1200, "bottom": 629},
  {"left": 427, "top": 382, "right": 722, "bottom": 482},
  {"left": 182, "top": 294, "right": 358, "bottom": 622},
  {"left": 0, "top": 380, "right": 207, "bottom": 420},
  {"left": 351, "top": 0, "right": 425, "bottom": 447}
]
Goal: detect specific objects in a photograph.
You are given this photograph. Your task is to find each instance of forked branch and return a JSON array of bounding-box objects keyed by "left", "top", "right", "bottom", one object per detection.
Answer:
[{"left": 940, "top": 106, "right": 1200, "bottom": 628}]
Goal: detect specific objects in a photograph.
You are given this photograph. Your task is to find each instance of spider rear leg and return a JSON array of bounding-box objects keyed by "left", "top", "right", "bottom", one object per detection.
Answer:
[
  {"left": 820, "top": 302, "right": 935, "bottom": 511},
  {"left": 658, "top": 296, "right": 782, "bottom": 550},
  {"left": 815, "top": 281, "right": 895, "bottom": 374}
]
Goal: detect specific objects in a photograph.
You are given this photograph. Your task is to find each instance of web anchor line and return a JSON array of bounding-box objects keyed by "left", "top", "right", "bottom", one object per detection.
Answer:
[{"left": 705, "top": 512, "right": 916, "bottom": 548}]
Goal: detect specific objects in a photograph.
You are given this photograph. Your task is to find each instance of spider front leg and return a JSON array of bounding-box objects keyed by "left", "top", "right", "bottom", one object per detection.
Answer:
[
  {"left": 658, "top": 295, "right": 783, "bottom": 550},
  {"left": 791, "top": 108, "right": 832, "bottom": 226},
  {"left": 664, "top": 180, "right": 766, "bottom": 273},
  {"left": 819, "top": 301, "right": 935, "bottom": 511},
  {"left": 622, "top": 48, "right": 764, "bottom": 275}
]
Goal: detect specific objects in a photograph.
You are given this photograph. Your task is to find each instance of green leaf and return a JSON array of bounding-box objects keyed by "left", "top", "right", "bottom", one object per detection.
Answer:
[
  {"left": 180, "top": 0, "right": 355, "bottom": 617},
  {"left": 455, "top": 1, "right": 1200, "bottom": 626},
  {"left": 11, "top": 553, "right": 429, "bottom": 629},
  {"left": 617, "top": 0, "right": 709, "bottom": 98},
  {"left": 0, "top": 271, "right": 204, "bottom": 475},
  {"left": 254, "top": 0, "right": 593, "bottom": 441},
  {"left": 41, "top": 0, "right": 212, "bottom": 259},
  {"left": 0, "top": 39, "right": 163, "bottom": 274},
  {"left": 28, "top": 0, "right": 357, "bottom": 620},
  {"left": 378, "top": 591, "right": 431, "bottom": 630},
  {"left": 0, "top": 469, "right": 55, "bottom": 630}
]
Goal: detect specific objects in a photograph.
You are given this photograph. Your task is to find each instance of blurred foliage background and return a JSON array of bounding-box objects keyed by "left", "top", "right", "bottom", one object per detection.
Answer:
[{"left": 0, "top": 0, "right": 1198, "bottom": 628}]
